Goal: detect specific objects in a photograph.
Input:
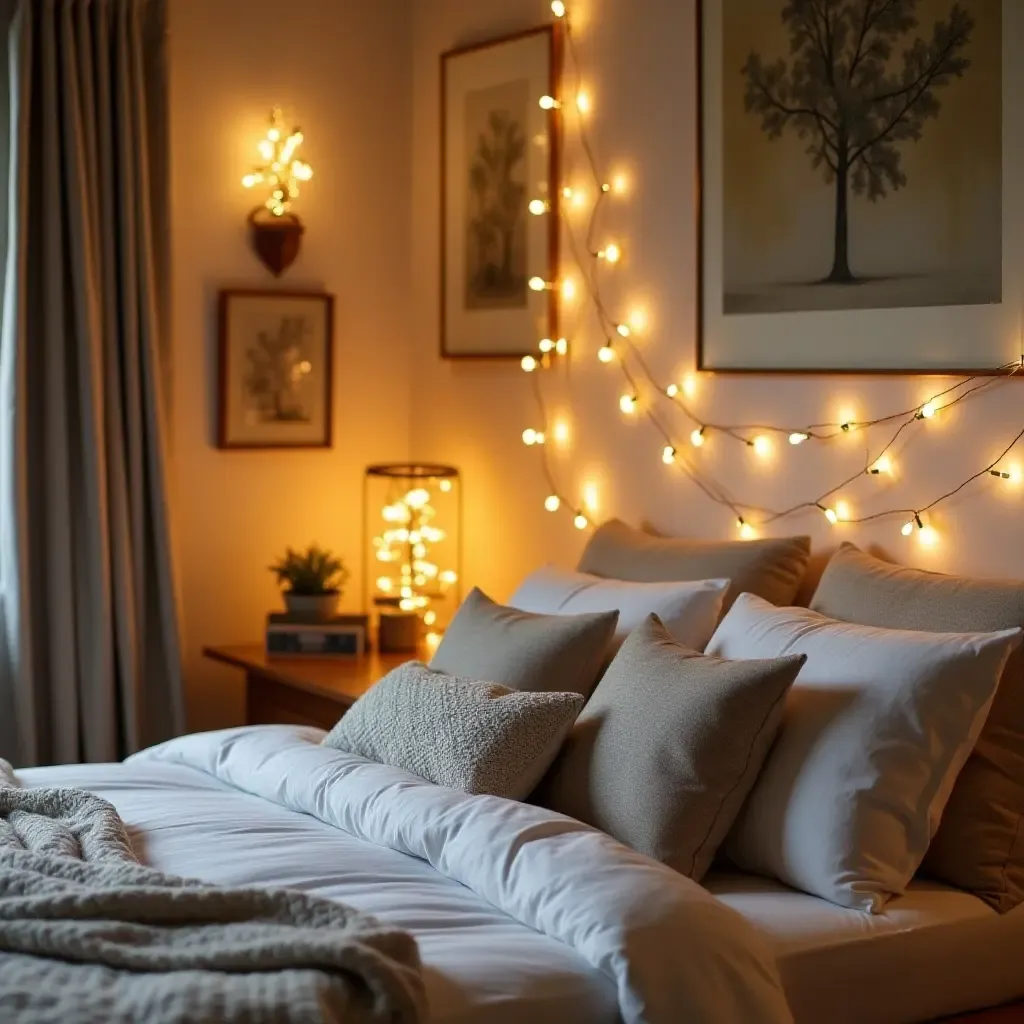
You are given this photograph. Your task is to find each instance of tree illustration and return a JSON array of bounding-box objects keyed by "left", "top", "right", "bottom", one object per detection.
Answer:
[
  {"left": 742, "top": 0, "right": 974, "bottom": 283},
  {"left": 245, "top": 316, "right": 312, "bottom": 423},
  {"left": 468, "top": 110, "right": 527, "bottom": 295}
]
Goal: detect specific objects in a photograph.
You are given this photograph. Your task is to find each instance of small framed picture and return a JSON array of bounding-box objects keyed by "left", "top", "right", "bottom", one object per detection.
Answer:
[
  {"left": 441, "top": 25, "right": 562, "bottom": 359},
  {"left": 217, "top": 289, "right": 334, "bottom": 449}
]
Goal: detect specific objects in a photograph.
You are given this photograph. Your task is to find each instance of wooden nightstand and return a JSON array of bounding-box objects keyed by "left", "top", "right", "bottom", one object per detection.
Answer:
[{"left": 204, "top": 645, "right": 419, "bottom": 731}]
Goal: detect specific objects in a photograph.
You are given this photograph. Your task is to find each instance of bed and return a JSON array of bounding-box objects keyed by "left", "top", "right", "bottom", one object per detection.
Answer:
[{"left": 16, "top": 724, "right": 1024, "bottom": 1024}]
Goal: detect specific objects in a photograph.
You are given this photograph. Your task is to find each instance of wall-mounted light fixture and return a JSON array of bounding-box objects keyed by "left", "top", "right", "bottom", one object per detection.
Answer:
[{"left": 241, "top": 108, "right": 313, "bottom": 276}]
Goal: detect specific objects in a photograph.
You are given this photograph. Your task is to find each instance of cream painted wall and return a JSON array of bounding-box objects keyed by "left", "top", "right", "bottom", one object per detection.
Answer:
[
  {"left": 410, "top": 0, "right": 1024, "bottom": 606},
  {"left": 168, "top": 0, "right": 413, "bottom": 729}
]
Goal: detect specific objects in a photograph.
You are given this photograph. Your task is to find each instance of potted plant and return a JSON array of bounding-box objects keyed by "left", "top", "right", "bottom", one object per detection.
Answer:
[{"left": 269, "top": 544, "right": 350, "bottom": 620}]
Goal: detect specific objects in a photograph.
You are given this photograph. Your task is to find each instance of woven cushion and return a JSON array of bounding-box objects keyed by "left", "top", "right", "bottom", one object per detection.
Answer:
[
  {"left": 577, "top": 519, "right": 810, "bottom": 609},
  {"left": 430, "top": 587, "right": 618, "bottom": 696},
  {"left": 508, "top": 566, "right": 729, "bottom": 652},
  {"left": 708, "top": 594, "right": 1021, "bottom": 913},
  {"left": 534, "top": 615, "right": 805, "bottom": 881},
  {"left": 322, "top": 661, "right": 583, "bottom": 799},
  {"left": 811, "top": 543, "right": 1024, "bottom": 912}
]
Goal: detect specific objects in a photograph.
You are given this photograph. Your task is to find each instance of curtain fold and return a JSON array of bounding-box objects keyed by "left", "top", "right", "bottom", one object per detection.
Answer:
[{"left": 0, "top": 0, "right": 183, "bottom": 766}]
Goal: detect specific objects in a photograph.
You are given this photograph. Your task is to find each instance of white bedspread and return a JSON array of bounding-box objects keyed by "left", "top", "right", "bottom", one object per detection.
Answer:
[{"left": 20, "top": 726, "right": 792, "bottom": 1024}]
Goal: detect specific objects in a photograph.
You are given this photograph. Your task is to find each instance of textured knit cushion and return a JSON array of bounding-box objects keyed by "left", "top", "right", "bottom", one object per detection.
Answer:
[
  {"left": 508, "top": 566, "right": 729, "bottom": 652},
  {"left": 534, "top": 615, "right": 805, "bottom": 881},
  {"left": 707, "top": 594, "right": 1021, "bottom": 913},
  {"left": 577, "top": 519, "right": 810, "bottom": 609},
  {"left": 811, "top": 543, "right": 1024, "bottom": 912},
  {"left": 322, "top": 661, "right": 583, "bottom": 800},
  {"left": 429, "top": 587, "right": 618, "bottom": 696}
]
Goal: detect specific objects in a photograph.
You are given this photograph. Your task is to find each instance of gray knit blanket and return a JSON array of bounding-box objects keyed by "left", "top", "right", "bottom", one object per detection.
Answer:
[{"left": 0, "top": 760, "right": 427, "bottom": 1023}]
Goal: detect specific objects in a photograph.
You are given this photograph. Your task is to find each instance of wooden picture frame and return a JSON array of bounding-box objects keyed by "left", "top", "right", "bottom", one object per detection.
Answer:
[
  {"left": 697, "top": 0, "right": 1020, "bottom": 375},
  {"left": 440, "top": 25, "right": 562, "bottom": 360},
  {"left": 217, "top": 289, "right": 334, "bottom": 449}
]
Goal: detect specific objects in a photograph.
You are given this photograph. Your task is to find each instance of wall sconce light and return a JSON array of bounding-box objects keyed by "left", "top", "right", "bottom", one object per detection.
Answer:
[{"left": 241, "top": 107, "right": 314, "bottom": 276}]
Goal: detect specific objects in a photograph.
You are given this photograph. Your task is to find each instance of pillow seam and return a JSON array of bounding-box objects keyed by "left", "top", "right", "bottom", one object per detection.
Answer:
[{"left": 687, "top": 680, "right": 792, "bottom": 879}]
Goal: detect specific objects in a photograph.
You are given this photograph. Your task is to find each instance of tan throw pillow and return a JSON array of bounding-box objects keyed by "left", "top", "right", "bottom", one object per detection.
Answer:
[
  {"left": 811, "top": 543, "right": 1024, "bottom": 912},
  {"left": 322, "top": 662, "right": 583, "bottom": 800},
  {"left": 430, "top": 587, "right": 618, "bottom": 697},
  {"left": 533, "top": 615, "right": 805, "bottom": 881},
  {"left": 577, "top": 519, "right": 810, "bottom": 609}
]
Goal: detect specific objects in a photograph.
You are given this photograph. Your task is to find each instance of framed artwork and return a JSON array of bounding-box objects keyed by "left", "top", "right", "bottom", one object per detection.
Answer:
[
  {"left": 698, "top": 0, "right": 1021, "bottom": 373},
  {"left": 217, "top": 289, "right": 334, "bottom": 449},
  {"left": 440, "top": 25, "right": 561, "bottom": 359}
]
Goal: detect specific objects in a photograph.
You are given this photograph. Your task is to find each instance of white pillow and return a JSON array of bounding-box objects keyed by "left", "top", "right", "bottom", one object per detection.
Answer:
[
  {"left": 509, "top": 566, "right": 729, "bottom": 652},
  {"left": 706, "top": 593, "right": 1022, "bottom": 913}
]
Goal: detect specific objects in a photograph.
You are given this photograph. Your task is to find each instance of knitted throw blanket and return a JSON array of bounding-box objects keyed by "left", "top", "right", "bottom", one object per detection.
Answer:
[{"left": 0, "top": 761, "right": 427, "bottom": 1023}]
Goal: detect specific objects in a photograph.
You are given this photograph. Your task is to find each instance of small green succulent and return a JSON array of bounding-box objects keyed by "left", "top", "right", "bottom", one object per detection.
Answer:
[{"left": 269, "top": 544, "right": 350, "bottom": 595}]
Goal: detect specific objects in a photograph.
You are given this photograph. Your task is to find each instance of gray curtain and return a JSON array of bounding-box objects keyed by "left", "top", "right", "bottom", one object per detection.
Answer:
[{"left": 0, "top": 0, "right": 183, "bottom": 767}]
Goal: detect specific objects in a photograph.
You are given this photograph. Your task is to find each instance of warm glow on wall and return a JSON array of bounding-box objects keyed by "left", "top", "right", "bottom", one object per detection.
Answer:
[{"left": 514, "top": 1, "right": 1024, "bottom": 544}]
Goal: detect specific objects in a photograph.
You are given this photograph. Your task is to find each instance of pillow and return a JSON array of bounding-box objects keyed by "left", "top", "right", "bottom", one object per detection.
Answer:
[
  {"left": 706, "top": 593, "right": 1021, "bottom": 913},
  {"left": 811, "top": 543, "right": 1024, "bottom": 912},
  {"left": 429, "top": 587, "right": 618, "bottom": 696},
  {"left": 577, "top": 519, "right": 810, "bottom": 609},
  {"left": 534, "top": 615, "right": 805, "bottom": 881},
  {"left": 508, "top": 566, "right": 729, "bottom": 652},
  {"left": 322, "top": 661, "right": 583, "bottom": 800}
]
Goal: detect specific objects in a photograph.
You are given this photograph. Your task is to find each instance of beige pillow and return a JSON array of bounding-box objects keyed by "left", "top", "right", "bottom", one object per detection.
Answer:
[
  {"left": 430, "top": 587, "right": 618, "bottom": 696},
  {"left": 533, "top": 615, "right": 805, "bottom": 881},
  {"left": 709, "top": 594, "right": 1021, "bottom": 913},
  {"left": 811, "top": 543, "right": 1024, "bottom": 912},
  {"left": 322, "top": 661, "right": 583, "bottom": 800},
  {"left": 577, "top": 519, "right": 810, "bottom": 609}
]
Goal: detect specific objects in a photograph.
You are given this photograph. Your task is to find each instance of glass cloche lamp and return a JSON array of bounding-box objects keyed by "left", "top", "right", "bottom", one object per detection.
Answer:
[{"left": 363, "top": 464, "right": 462, "bottom": 654}]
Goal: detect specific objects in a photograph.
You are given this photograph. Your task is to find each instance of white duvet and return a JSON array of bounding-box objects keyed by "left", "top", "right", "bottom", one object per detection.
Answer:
[{"left": 20, "top": 726, "right": 792, "bottom": 1024}]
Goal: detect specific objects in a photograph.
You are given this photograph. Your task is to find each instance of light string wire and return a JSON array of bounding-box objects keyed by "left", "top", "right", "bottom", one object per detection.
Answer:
[{"left": 524, "top": 3, "right": 1024, "bottom": 539}]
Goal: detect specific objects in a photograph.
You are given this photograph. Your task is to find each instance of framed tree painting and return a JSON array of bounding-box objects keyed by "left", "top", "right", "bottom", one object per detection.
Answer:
[
  {"left": 698, "top": 0, "right": 1021, "bottom": 373},
  {"left": 218, "top": 290, "right": 334, "bottom": 449},
  {"left": 441, "top": 26, "right": 561, "bottom": 359}
]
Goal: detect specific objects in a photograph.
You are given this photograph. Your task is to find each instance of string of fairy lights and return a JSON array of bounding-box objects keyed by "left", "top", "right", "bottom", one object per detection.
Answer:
[{"left": 518, "top": 0, "right": 1024, "bottom": 548}]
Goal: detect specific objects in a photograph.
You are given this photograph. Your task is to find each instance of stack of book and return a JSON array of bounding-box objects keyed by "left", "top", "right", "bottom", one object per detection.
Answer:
[{"left": 265, "top": 612, "right": 370, "bottom": 657}]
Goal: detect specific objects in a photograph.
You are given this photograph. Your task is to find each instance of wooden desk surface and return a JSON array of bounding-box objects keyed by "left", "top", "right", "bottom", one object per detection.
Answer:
[{"left": 203, "top": 644, "right": 418, "bottom": 707}]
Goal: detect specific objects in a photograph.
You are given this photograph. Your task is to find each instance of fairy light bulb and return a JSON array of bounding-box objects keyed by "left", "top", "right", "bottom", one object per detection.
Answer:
[
  {"left": 561, "top": 186, "right": 574, "bottom": 200},
  {"left": 789, "top": 432, "right": 809, "bottom": 445},
  {"left": 619, "top": 393, "right": 638, "bottom": 415},
  {"left": 917, "top": 400, "right": 938, "bottom": 420},
  {"left": 521, "top": 355, "right": 537, "bottom": 372},
  {"left": 544, "top": 495, "right": 561, "bottom": 512},
  {"left": 574, "top": 512, "right": 588, "bottom": 530},
  {"left": 561, "top": 279, "right": 577, "bottom": 301},
  {"left": 662, "top": 445, "right": 677, "bottom": 465},
  {"left": 690, "top": 427, "right": 705, "bottom": 448},
  {"left": 555, "top": 337, "right": 568, "bottom": 355},
  {"left": 551, "top": 0, "right": 566, "bottom": 16},
  {"left": 736, "top": 518, "right": 756, "bottom": 540},
  {"left": 528, "top": 277, "right": 548, "bottom": 292},
  {"left": 529, "top": 199, "right": 548, "bottom": 216},
  {"left": 539, "top": 95, "right": 561, "bottom": 110},
  {"left": 902, "top": 513, "right": 925, "bottom": 538},
  {"left": 820, "top": 505, "right": 839, "bottom": 525},
  {"left": 666, "top": 384, "right": 679, "bottom": 398},
  {"left": 522, "top": 428, "right": 538, "bottom": 446},
  {"left": 870, "top": 455, "right": 893, "bottom": 476},
  {"left": 919, "top": 525, "right": 939, "bottom": 548},
  {"left": 598, "top": 345, "right": 615, "bottom": 364},
  {"left": 751, "top": 435, "right": 772, "bottom": 458},
  {"left": 598, "top": 243, "right": 621, "bottom": 263},
  {"left": 991, "top": 465, "right": 1022, "bottom": 484},
  {"left": 616, "top": 323, "right": 631, "bottom": 338},
  {"left": 439, "top": 479, "right": 453, "bottom": 493},
  {"left": 538, "top": 338, "right": 554, "bottom": 353}
]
